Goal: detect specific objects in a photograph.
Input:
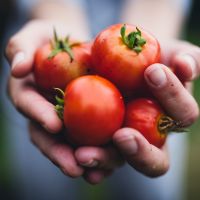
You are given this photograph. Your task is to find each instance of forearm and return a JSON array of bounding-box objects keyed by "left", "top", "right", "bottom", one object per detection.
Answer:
[
  {"left": 121, "top": 0, "right": 188, "bottom": 40},
  {"left": 30, "top": 0, "right": 90, "bottom": 40}
]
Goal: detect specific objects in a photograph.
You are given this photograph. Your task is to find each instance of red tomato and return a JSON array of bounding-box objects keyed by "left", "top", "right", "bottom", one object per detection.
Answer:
[
  {"left": 124, "top": 98, "right": 175, "bottom": 148},
  {"left": 34, "top": 37, "right": 92, "bottom": 92},
  {"left": 91, "top": 24, "right": 160, "bottom": 96},
  {"left": 63, "top": 75, "right": 125, "bottom": 146}
]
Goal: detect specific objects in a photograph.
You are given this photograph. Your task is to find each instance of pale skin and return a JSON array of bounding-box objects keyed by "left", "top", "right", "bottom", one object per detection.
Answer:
[{"left": 5, "top": 0, "right": 200, "bottom": 184}]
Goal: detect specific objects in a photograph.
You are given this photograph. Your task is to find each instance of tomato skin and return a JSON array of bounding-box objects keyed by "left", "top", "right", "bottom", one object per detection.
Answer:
[
  {"left": 124, "top": 98, "right": 166, "bottom": 148},
  {"left": 34, "top": 42, "right": 91, "bottom": 92},
  {"left": 63, "top": 75, "right": 125, "bottom": 146},
  {"left": 91, "top": 24, "right": 160, "bottom": 96}
]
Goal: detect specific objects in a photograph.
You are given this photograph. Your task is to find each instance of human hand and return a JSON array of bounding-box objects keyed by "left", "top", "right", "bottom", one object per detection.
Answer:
[
  {"left": 29, "top": 121, "right": 124, "bottom": 184},
  {"left": 145, "top": 40, "right": 199, "bottom": 126},
  {"left": 5, "top": 20, "right": 124, "bottom": 184},
  {"left": 6, "top": 20, "right": 65, "bottom": 133},
  {"left": 111, "top": 40, "right": 199, "bottom": 177},
  {"left": 13, "top": 73, "right": 123, "bottom": 184},
  {"left": 6, "top": 20, "right": 199, "bottom": 182}
]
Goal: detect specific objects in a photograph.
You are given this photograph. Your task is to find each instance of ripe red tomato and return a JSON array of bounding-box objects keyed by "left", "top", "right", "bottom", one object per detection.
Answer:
[
  {"left": 124, "top": 98, "right": 178, "bottom": 148},
  {"left": 62, "top": 75, "right": 125, "bottom": 146},
  {"left": 34, "top": 33, "right": 91, "bottom": 92},
  {"left": 91, "top": 24, "right": 160, "bottom": 96}
]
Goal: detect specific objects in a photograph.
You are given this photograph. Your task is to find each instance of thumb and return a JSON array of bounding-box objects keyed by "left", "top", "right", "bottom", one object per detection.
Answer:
[
  {"left": 6, "top": 47, "right": 35, "bottom": 78},
  {"left": 113, "top": 128, "right": 169, "bottom": 177},
  {"left": 5, "top": 20, "right": 51, "bottom": 77}
]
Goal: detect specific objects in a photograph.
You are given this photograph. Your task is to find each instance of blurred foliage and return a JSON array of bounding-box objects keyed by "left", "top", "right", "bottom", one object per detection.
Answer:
[
  {"left": 185, "top": 0, "right": 200, "bottom": 199},
  {"left": 79, "top": 180, "right": 110, "bottom": 200},
  {"left": 0, "top": 105, "right": 14, "bottom": 199}
]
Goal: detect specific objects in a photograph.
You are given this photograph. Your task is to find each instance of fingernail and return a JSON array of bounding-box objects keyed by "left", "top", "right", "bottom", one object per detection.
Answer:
[
  {"left": 182, "top": 54, "right": 197, "bottom": 79},
  {"left": 11, "top": 52, "right": 25, "bottom": 69},
  {"left": 146, "top": 65, "right": 167, "bottom": 87},
  {"left": 81, "top": 160, "right": 99, "bottom": 167},
  {"left": 117, "top": 134, "right": 138, "bottom": 155}
]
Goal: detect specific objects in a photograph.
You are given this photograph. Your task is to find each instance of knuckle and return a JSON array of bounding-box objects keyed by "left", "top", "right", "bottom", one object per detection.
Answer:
[
  {"left": 5, "top": 35, "right": 20, "bottom": 61},
  {"left": 50, "top": 144, "right": 83, "bottom": 178}
]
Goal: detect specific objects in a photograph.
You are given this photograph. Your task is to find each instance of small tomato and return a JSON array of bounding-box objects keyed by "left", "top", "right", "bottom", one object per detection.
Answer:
[
  {"left": 59, "top": 75, "right": 125, "bottom": 146},
  {"left": 124, "top": 98, "right": 180, "bottom": 148},
  {"left": 91, "top": 24, "right": 160, "bottom": 96},
  {"left": 34, "top": 31, "right": 91, "bottom": 92}
]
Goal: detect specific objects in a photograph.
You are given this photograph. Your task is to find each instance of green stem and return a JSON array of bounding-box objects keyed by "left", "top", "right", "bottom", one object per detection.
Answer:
[
  {"left": 54, "top": 88, "right": 65, "bottom": 120},
  {"left": 48, "top": 29, "right": 75, "bottom": 61},
  {"left": 120, "top": 24, "right": 146, "bottom": 53}
]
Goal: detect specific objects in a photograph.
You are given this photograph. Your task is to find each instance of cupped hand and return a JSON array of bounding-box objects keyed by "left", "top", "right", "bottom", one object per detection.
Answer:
[
  {"left": 5, "top": 20, "right": 55, "bottom": 78},
  {"left": 112, "top": 40, "right": 200, "bottom": 177},
  {"left": 29, "top": 121, "right": 124, "bottom": 184},
  {"left": 6, "top": 21, "right": 200, "bottom": 183},
  {"left": 5, "top": 20, "right": 124, "bottom": 184},
  {"left": 145, "top": 40, "right": 200, "bottom": 126},
  {"left": 6, "top": 20, "right": 64, "bottom": 133}
]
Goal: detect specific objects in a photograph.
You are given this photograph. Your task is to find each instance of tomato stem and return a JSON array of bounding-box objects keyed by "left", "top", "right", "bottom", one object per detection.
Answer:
[
  {"left": 48, "top": 28, "right": 75, "bottom": 61},
  {"left": 120, "top": 24, "right": 146, "bottom": 53},
  {"left": 158, "top": 115, "right": 188, "bottom": 134},
  {"left": 54, "top": 88, "right": 65, "bottom": 120}
]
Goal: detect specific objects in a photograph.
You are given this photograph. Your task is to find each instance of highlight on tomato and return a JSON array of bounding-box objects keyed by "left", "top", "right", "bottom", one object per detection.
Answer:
[
  {"left": 91, "top": 24, "right": 161, "bottom": 96},
  {"left": 124, "top": 98, "right": 182, "bottom": 148},
  {"left": 34, "top": 30, "right": 91, "bottom": 92},
  {"left": 55, "top": 75, "right": 125, "bottom": 146}
]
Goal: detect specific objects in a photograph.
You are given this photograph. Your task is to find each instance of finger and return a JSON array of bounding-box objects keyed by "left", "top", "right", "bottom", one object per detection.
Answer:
[
  {"left": 83, "top": 169, "right": 113, "bottom": 185},
  {"left": 5, "top": 20, "right": 51, "bottom": 77},
  {"left": 162, "top": 41, "right": 200, "bottom": 81},
  {"left": 113, "top": 128, "right": 169, "bottom": 177},
  {"left": 75, "top": 146, "right": 124, "bottom": 170},
  {"left": 172, "top": 53, "right": 199, "bottom": 81},
  {"left": 29, "top": 122, "right": 84, "bottom": 178},
  {"left": 144, "top": 64, "right": 199, "bottom": 126},
  {"left": 9, "top": 77, "right": 62, "bottom": 133}
]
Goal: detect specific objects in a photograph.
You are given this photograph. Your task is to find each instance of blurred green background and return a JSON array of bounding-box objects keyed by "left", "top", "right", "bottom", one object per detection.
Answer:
[
  {"left": 185, "top": 1, "right": 200, "bottom": 199},
  {"left": 0, "top": 0, "right": 200, "bottom": 199}
]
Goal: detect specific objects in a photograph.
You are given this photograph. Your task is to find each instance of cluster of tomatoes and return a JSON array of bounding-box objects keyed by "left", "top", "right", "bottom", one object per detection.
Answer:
[{"left": 34, "top": 24, "right": 180, "bottom": 148}]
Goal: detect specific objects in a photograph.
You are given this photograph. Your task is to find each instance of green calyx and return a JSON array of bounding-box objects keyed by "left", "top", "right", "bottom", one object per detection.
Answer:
[
  {"left": 120, "top": 24, "right": 146, "bottom": 53},
  {"left": 48, "top": 28, "right": 79, "bottom": 61},
  {"left": 54, "top": 88, "right": 65, "bottom": 120}
]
